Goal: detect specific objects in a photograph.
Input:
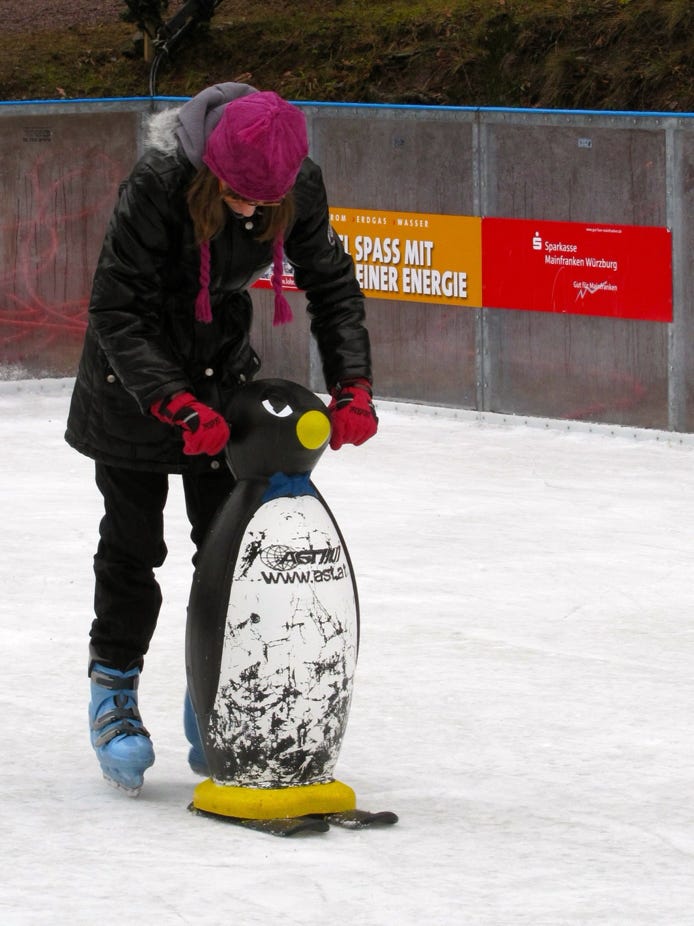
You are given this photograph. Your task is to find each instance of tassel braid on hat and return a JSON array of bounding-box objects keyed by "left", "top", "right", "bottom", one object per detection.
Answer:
[{"left": 195, "top": 91, "right": 309, "bottom": 325}]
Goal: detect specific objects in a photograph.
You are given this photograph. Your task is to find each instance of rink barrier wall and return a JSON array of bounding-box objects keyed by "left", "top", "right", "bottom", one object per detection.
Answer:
[
  {"left": 5, "top": 375, "right": 694, "bottom": 449},
  {"left": 1, "top": 96, "right": 693, "bottom": 433}
]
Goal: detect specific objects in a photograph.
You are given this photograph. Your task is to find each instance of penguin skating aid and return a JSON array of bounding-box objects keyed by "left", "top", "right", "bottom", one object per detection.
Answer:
[{"left": 185, "top": 379, "right": 397, "bottom": 836}]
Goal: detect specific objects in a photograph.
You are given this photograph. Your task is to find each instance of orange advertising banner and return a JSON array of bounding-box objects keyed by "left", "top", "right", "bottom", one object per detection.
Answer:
[
  {"left": 329, "top": 207, "right": 483, "bottom": 307},
  {"left": 255, "top": 207, "right": 483, "bottom": 308}
]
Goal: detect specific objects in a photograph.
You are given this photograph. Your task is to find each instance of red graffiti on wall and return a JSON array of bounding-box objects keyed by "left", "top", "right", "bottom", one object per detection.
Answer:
[{"left": 0, "top": 149, "right": 125, "bottom": 377}]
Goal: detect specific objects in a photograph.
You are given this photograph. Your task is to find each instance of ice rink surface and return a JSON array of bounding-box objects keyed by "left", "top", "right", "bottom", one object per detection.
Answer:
[{"left": 1, "top": 379, "right": 693, "bottom": 925}]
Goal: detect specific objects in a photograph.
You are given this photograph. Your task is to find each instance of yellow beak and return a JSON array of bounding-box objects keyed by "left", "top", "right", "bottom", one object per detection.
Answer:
[{"left": 296, "top": 410, "right": 331, "bottom": 450}]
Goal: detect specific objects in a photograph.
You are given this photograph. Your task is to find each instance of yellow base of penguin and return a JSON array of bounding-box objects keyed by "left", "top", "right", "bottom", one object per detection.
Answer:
[{"left": 192, "top": 778, "right": 356, "bottom": 820}]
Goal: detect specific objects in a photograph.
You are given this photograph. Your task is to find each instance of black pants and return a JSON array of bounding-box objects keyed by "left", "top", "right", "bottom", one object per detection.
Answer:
[{"left": 90, "top": 462, "right": 235, "bottom": 671}]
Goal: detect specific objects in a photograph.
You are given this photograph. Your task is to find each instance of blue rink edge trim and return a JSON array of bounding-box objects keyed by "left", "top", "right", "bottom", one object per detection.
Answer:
[
  {"left": 1, "top": 96, "right": 694, "bottom": 120},
  {"left": 0, "top": 96, "right": 189, "bottom": 106}
]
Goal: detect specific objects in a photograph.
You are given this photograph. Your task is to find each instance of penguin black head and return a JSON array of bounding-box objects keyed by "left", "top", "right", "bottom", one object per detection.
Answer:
[{"left": 223, "top": 379, "right": 331, "bottom": 481}]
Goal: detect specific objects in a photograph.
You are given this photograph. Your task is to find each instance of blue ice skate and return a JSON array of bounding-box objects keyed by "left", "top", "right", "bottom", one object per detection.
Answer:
[
  {"left": 89, "top": 663, "right": 155, "bottom": 796},
  {"left": 184, "top": 689, "right": 209, "bottom": 777}
]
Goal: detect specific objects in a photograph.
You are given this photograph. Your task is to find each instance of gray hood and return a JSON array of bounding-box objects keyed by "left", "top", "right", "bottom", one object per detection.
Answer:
[{"left": 144, "top": 82, "right": 257, "bottom": 165}]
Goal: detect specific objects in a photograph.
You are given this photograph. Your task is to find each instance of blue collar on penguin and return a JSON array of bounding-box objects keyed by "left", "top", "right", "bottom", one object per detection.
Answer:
[{"left": 261, "top": 471, "right": 315, "bottom": 503}]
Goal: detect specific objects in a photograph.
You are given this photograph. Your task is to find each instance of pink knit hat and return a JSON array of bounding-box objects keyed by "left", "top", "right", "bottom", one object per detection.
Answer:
[
  {"left": 195, "top": 92, "right": 308, "bottom": 327},
  {"left": 203, "top": 91, "right": 308, "bottom": 201}
]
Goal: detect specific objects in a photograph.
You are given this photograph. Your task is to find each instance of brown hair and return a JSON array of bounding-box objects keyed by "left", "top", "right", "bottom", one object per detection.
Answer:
[{"left": 186, "top": 165, "right": 295, "bottom": 244}]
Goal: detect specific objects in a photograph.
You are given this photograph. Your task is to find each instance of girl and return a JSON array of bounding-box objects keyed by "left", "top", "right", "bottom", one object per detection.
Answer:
[{"left": 65, "top": 83, "right": 377, "bottom": 794}]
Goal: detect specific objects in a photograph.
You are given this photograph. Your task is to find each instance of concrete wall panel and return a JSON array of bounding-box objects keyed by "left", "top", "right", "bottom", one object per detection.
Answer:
[
  {"left": 672, "top": 128, "right": 694, "bottom": 431},
  {"left": 483, "top": 119, "right": 667, "bottom": 224},
  {"left": 480, "top": 117, "right": 670, "bottom": 427},
  {"left": 308, "top": 107, "right": 479, "bottom": 404},
  {"left": 309, "top": 109, "right": 476, "bottom": 214},
  {"left": 483, "top": 309, "right": 669, "bottom": 428},
  {"left": 0, "top": 110, "right": 138, "bottom": 377}
]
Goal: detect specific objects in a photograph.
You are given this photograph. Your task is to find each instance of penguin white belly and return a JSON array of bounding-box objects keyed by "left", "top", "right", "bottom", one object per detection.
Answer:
[{"left": 209, "top": 494, "right": 358, "bottom": 788}]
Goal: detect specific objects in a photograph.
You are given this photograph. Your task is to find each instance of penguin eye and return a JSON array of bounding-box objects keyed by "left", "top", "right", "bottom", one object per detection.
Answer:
[{"left": 262, "top": 397, "right": 293, "bottom": 418}]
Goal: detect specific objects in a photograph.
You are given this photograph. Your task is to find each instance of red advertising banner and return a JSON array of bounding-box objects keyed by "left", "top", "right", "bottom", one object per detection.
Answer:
[{"left": 482, "top": 217, "right": 672, "bottom": 322}]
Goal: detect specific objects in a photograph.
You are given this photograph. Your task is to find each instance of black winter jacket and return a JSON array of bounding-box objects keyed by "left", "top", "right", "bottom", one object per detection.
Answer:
[{"left": 65, "top": 147, "right": 372, "bottom": 473}]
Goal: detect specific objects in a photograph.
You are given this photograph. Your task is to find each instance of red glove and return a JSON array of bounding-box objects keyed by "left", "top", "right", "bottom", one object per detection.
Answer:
[
  {"left": 328, "top": 378, "right": 378, "bottom": 450},
  {"left": 150, "top": 391, "right": 230, "bottom": 456}
]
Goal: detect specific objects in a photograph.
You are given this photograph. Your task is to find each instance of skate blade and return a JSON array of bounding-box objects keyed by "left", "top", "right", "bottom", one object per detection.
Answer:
[{"left": 102, "top": 772, "right": 143, "bottom": 798}]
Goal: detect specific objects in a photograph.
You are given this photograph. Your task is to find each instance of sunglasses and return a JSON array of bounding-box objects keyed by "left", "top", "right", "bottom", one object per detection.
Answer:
[{"left": 218, "top": 180, "right": 284, "bottom": 208}]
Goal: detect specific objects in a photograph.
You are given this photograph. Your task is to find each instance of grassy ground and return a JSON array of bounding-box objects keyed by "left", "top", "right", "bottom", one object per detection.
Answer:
[{"left": 2, "top": 0, "right": 694, "bottom": 110}]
